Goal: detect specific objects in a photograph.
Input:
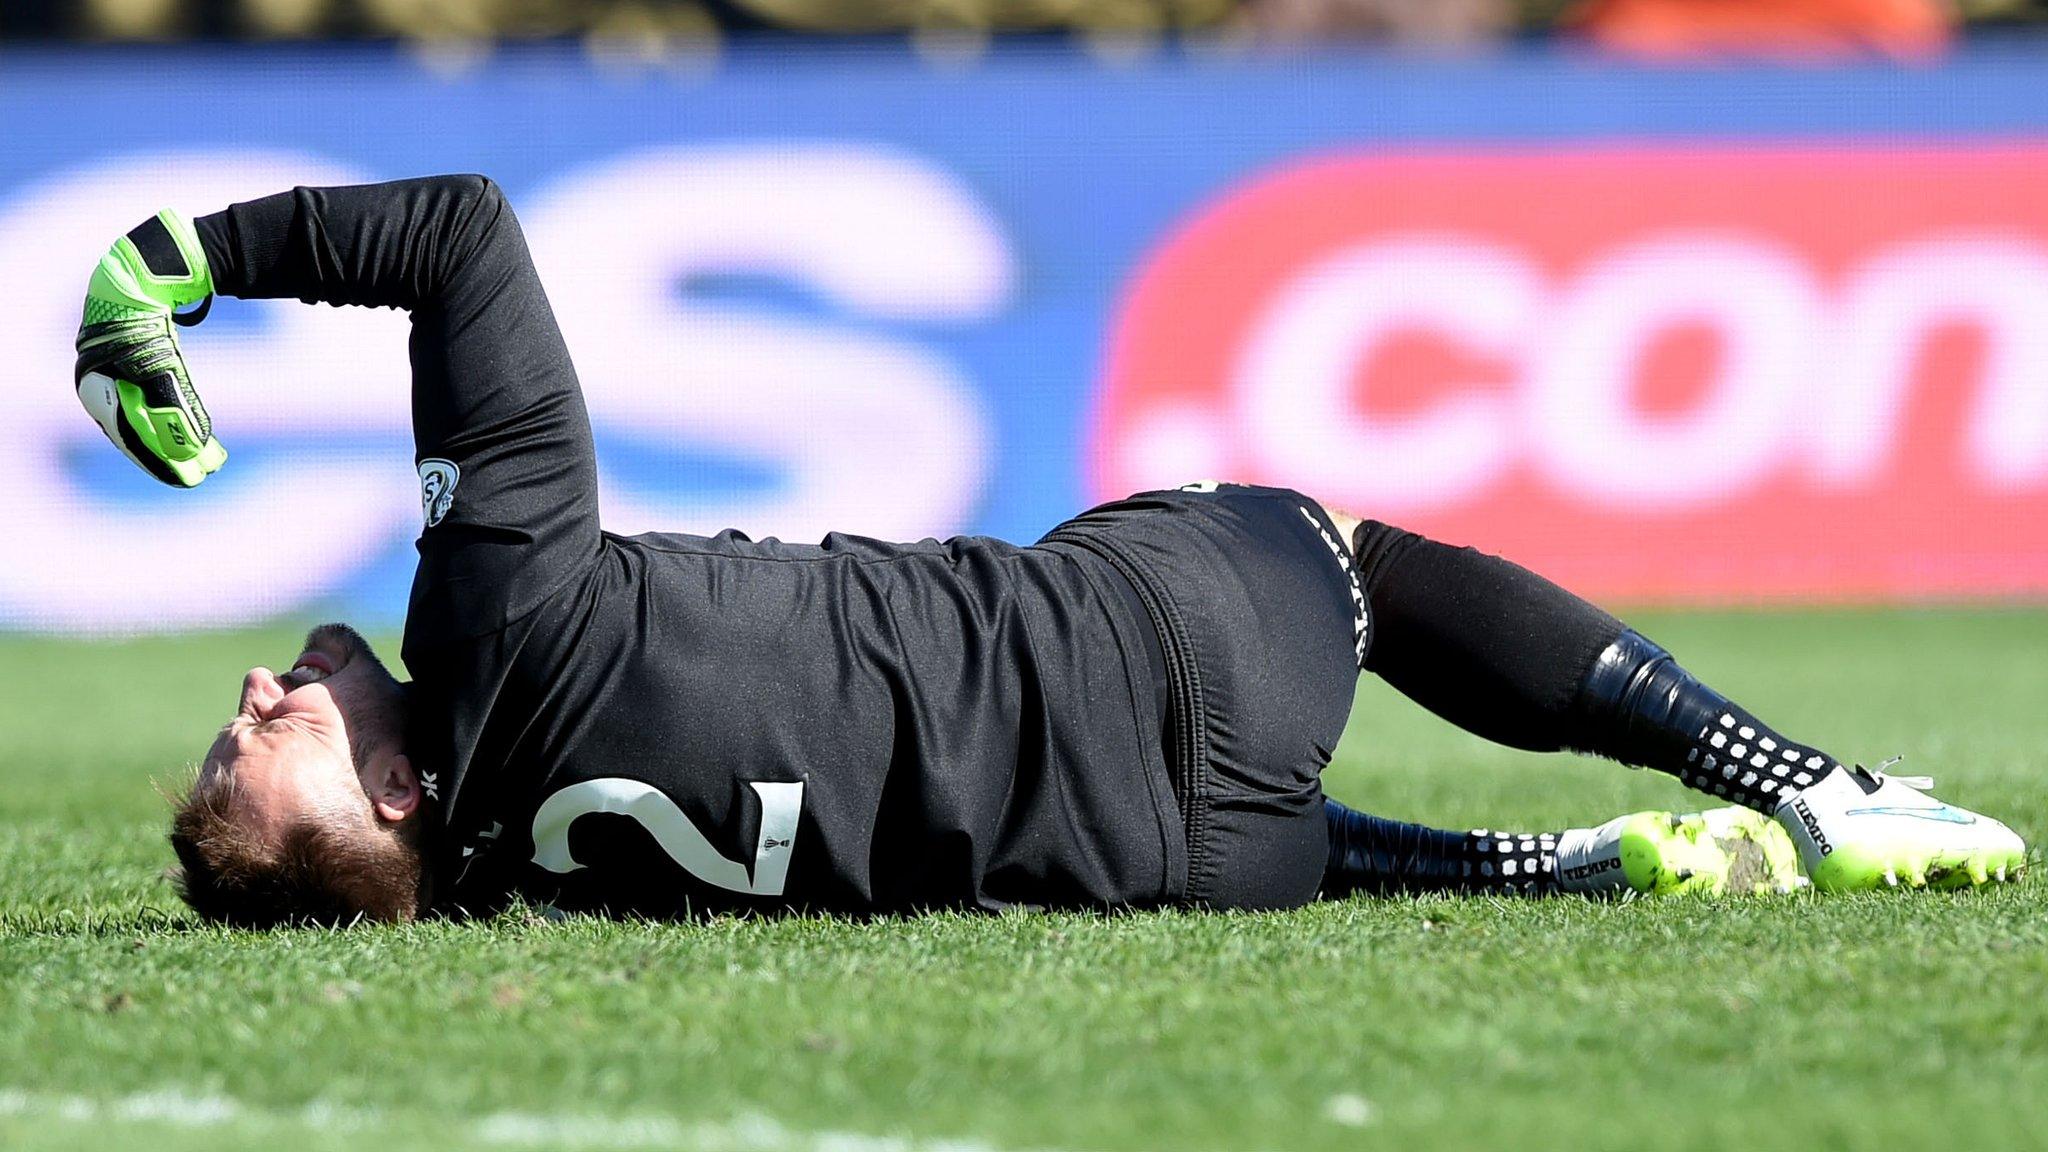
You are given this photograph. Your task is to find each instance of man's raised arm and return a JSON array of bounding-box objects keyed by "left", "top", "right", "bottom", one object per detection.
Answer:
[{"left": 76, "top": 175, "right": 604, "bottom": 637}]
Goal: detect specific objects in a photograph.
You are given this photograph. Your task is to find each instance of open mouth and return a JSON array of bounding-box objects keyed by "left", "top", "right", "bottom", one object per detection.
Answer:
[
  {"left": 288, "top": 649, "right": 337, "bottom": 684},
  {"left": 281, "top": 624, "right": 363, "bottom": 690}
]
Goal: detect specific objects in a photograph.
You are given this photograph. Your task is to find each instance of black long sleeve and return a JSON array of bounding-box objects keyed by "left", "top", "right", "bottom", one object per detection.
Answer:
[{"left": 198, "top": 176, "right": 603, "bottom": 640}]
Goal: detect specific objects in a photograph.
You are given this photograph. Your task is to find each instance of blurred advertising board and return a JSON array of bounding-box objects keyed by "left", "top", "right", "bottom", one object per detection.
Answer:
[{"left": 5, "top": 47, "right": 2048, "bottom": 630}]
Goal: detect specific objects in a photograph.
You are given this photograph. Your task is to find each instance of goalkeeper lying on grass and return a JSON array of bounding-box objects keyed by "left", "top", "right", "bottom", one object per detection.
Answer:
[{"left": 73, "top": 176, "right": 2027, "bottom": 926}]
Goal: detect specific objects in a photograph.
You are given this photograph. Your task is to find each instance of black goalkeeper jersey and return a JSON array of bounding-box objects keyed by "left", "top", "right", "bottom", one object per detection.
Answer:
[
  {"left": 403, "top": 526, "right": 1185, "bottom": 916},
  {"left": 200, "top": 176, "right": 1182, "bottom": 916}
]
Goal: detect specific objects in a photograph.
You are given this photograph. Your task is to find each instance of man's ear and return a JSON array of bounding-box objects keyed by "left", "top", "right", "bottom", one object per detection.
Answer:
[{"left": 368, "top": 752, "right": 421, "bottom": 823}]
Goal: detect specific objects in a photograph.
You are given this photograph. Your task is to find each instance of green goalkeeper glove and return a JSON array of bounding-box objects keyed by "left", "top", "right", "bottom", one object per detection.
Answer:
[{"left": 73, "top": 209, "right": 225, "bottom": 488}]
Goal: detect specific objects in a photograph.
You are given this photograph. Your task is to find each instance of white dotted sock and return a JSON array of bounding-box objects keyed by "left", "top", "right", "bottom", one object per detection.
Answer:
[
  {"left": 1679, "top": 710, "right": 1840, "bottom": 812},
  {"left": 1463, "top": 829, "right": 1561, "bottom": 895}
]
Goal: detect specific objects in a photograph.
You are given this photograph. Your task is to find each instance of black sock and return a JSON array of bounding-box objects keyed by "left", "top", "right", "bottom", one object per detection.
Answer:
[
  {"left": 1351, "top": 520, "right": 1626, "bottom": 752},
  {"left": 1574, "top": 630, "right": 1841, "bottom": 812},
  {"left": 1350, "top": 521, "right": 1845, "bottom": 813},
  {"left": 1323, "top": 800, "right": 1560, "bottom": 897}
]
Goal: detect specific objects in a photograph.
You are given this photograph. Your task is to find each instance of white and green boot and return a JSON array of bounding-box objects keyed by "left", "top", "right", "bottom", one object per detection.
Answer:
[
  {"left": 1776, "top": 764, "right": 2027, "bottom": 891},
  {"left": 1556, "top": 807, "right": 1803, "bottom": 897},
  {"left": 73, "top": 209, "right": 225, "bottom": 488}
]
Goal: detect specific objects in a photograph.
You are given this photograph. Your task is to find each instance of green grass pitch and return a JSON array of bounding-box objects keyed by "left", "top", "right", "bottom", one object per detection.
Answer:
[{"left": 2, "top": 609, "right": 2045, "bottom": 1151}]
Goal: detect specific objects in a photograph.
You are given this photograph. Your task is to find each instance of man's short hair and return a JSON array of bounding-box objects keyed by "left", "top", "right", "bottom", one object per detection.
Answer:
[{"left": 168, "top": 770, "right": 425, "bottom": 927}]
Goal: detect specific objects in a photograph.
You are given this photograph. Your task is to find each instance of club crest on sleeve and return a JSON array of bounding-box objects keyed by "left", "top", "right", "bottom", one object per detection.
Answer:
[{"left": 417, "top": 458, "right": 460, "bottom": 527}]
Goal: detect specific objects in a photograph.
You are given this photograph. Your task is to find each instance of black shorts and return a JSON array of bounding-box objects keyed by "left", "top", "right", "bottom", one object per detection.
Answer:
[{"left": 1042, "top": 484, "right": 1365, "bottom": 910}]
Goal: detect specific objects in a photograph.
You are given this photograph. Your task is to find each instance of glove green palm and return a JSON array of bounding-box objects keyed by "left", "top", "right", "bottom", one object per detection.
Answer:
[{"left": 73, "top": 209, "right": 225, "bottom": 488}]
